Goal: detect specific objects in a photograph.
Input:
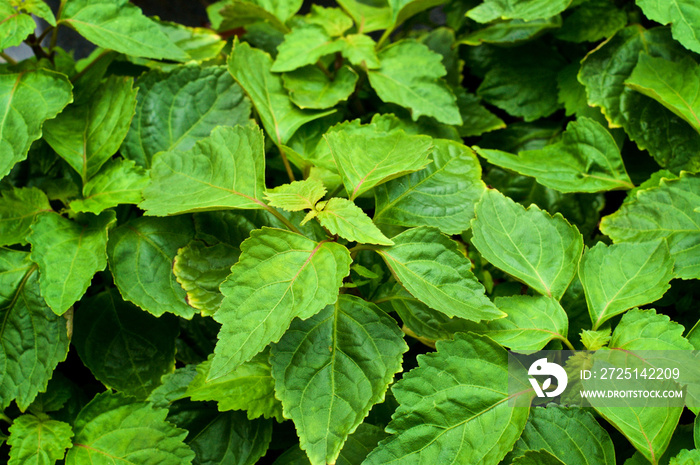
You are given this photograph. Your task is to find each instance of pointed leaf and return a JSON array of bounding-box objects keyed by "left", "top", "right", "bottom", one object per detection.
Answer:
[
  {"left": 477, "top": 117, "right": 633, "bottom": 193},
  {"left": 65, "top": 392, "right": 194, "bottom": 464},
  {"left": 636, "top": 0, "right": 700, "bottom": 54},
  {"left": 305, "top": 5, "right": 353, "bottom": 36},
  {"left": 626, "top": 54, "right": 700, "bottom": 133},
  {"left": 28, "top": 211, "right": 116, "bottom": 315},
  {"left": 140, "top": 125, "right": 266, "bottom": 216},
  {"left": 69, "top": 158, "right": 150, "bottom": 214},
  {"left": 0, "top": 69, "right": 73, "bottom": 179},
  {"left": 228, "top": 40, "right": 334, "bottom": 146},
  {"left": 610, "top": 308, "right": 694, "bottom": 351},
  {"left": 375, "top": 227, "right": 505, "bottom": 321},
  {"left": 210, "top": 228, "right": 351, "bottom": 378},
  {"left": 471, "top": 189, "right": 584, "bottom": 299},
  {"left": 458, "top": 17, "right": 563, "bottom": 46},
  {"left": 73, "top": 288, "right": 179, "bottom": 398},
  {"left": 43, "top": 76, "right": 137, "bottom": 182},
  {"left": 600, "top": 172, "right": 700, "bottom": 279},
  {"left": 507, "top": 405, "right": 616, "bottom": 465},
  {"left": 368, "top": 40, "right": 461, "bottom": 125},
  {"left": 270, "top": 295, "right": 407, "bottom": 465},
  {"left": 0, "top": 2, "right": 35, "bottom": 50},
  {"left": 470, "top": 295, "right": 569, "bottom": 351},
  {"left": 0, "top": 249, "right": 70, "bottom": 410},
  {"left": 187, "top": 352, "right": 283, "bottom": 422},
  {"left": 122, "top": 64, "right": 251, "bottom": 168},
  {"left": 324, "top": 124, "right": 432, "bottom": 200},
  {"left": 467, "top": 0, "right": 570, "bottom": 22},
  {"left": 217, "top": 0, "right": 302, "bottom": 30},
  {"left": 7, "top": 414, "right": 73, "bottom": 465},
  {"left": 107, "top": 216, "right": 196, "bottom": 318},
  {"left": 336, "top": 0, "right": 391, "bottom": 33},
  {"left": 154, "top": 20, "right": 225, "bottom": 62},
  {"left": 264, "top": 178, "right": 327, "bottom": 212},
  {"left": 283, "top": 65, "right": 358, "bottom": 110},
  {"left": 317, "top": 198, "right": 393, "bottom": 246},
  {"left": 173, "top": 240, "right": 240, "bottom": 315},
  {"left": 147, "top": 365, "right": 198, "bottom": 409},
  {"left": 364, "top": 333, "right": 534, "bottom": 465},
  {"left": 10, "top": 0, "right": 55, "bottom": 26},
  {"left": 578, "top": 26, "right": 700, "bottom": 173},
  {"left": 272, "top": 25, "right": 343, "bottom": 72},
  {"left": 388, "top": 0, "right": 446, "bottom": 31},
  {"left": 579, "top": 240, "right": 674, "bottom": 330},
  {"left": 0, "top": 187, "right": 51, "bottom": 246},
  {"left": 59, "top": 0, "right": 188, "bottom": 61},
  {"left": 338, "top": 34, "right": 380, "bottom": 69},
  {"left": 374, "top": 138, "right": 486, "bottom": 235}
]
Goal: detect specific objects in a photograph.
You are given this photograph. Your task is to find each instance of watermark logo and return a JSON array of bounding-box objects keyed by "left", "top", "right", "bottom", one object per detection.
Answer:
[{"left": 528, "top": 357, "right": 567, "bottom": 397}]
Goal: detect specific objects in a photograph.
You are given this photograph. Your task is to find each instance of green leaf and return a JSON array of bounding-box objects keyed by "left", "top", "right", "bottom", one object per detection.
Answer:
[
  {"left": 270, "top": 295, "right": 407, "bottom": 465},
  {"left": 9, "top": 0, "right": 55, "bottom": 25},
  {"left": 375, "top": 227, "right": 505, "bottom": 321},
  {"left": 264, "top": 178, "right": 327, "bottom": 212},
  {"left": 147, "top": 365, "right": 197, "bottom": 409},
  {"left": 467, "top": 0, "right": 570, "bottom": 23},
  {"left": 336, "top": 0, "right": 391, "bottom": 33},
  {"left": 579, "top": 240, "right": 674, "bottom": 330},
  {"left": 73, "top": 288, "right": 179, "bottom": 398},
  {"left": 636, "top": 0, "right": 700, "bottom": 54},
  {"left": 305, "top": 5, "right": 353, "bottom": 36},
  {"left": 609, "top": 308, "right": 694, "bottom": 350},
  {"left": 122, "top": 64, "right": 251, "bottom": 168},
  {"left": 458, "top": 17, "right": 562, "bottom": 46},
  {"left": 59, "top": 0, "right": 188, "bottom": 61},
  {"left": 364, "top": 333, "right": 533, "bottom": 465},
  {"left": 187, "top": 352, "right": 283, "bottom": 422},
  {"left": 626, "top": 55, "right": 700, "bottom": 133},
  {"left": 476, "top": 117, "right": 633, "bottom": 193},
  {"left": 65, "top": 391, "right": 194, "bottom": 464},
  {"left": 28, "top": 372, "right": 74, "bottom": 415},
  {"left": 454, "top": 88, "right": 505, "bottom": 137},
  {"left": 554, "top": 0, "right": 626, "bottom": 43},
  {"left": 477, "top": 43, "right": 565, "bottom": 121},
  {"left": 107, "top": 216, "right": 196, "bottom": 318},
  {"left": 338, "top": 34, "right": 380, "bottom": 69},
  {"left": 184, "top": 410, "right": 272, "bottom": 465},
  {"left": 316, "top": 198, "right": 393, "bottom": 246},
  {"left": 0, "top": 2, "right": 35, "bottom": 50},
  {"left": 472, "top": 295, "right": 569, "bottom": 351},
  {"left": 0, "top": 69, "right": 73, "bottom": 179},
  {"left": 324, "top": 123, "right": 432, "bottom": 200},
  {"left": 228, "top": 40, "right": 334, "bottom": 146},
  {"left": 507, "top": 405, "right": 616, "bottom": 465},
  {"left": 218, "top": 0, "right": 302, "bottom": 31},
  {"left": 367, "top": 40, "right": 461, "bottom": 125},
  {"left": 69, "top": 158, "right": 150, "bottom": 214},
  {"left": 173, "top": 240, "right": 240, "bottom": 315},
  {"left": 0, "top": 249, "right": 70, "bottom": 410},
  {"left": 272, "top": 25, "right": 343, "bottom": 72},
  {"left": 154, "top": 20, "right": 225, "bottom": 62},
  {"left": 27, "top": 211, "right": 116, "bottom": 315},
  {"left": 283, "top": 65, "right": 358, "bottom": 110},
  {"left": 578, "top": 26, "right": 700, "bottom": 173},
  {"left": 670, "top": 449, "right": 700, "bottom": 465},
  {"left": 581, "top": 328, "right": 612, "bottom": 350},
  {"left": 558, "top": 62, "right": 589, "bottom": 116},
  {"left": 512, "top": 450, "right": 565, "bottom": 465},
  {"left": 140, "top": 125, "right": 266, "bottom": 216},
  {"left": 43, "top": 75, "right": 137, "bottom": 182},
  {"left": 600, "top": 172, "right": 700, "bottom": 279},
  {"left": 374, "top": 139, "right": 486, "bottom": 235},
  {"left": 0, "top": 187, "right": 51, "bottom": 246},
  {"left": 387, "top": 0, "right": 446, "bottom": 31},
  {"left": 471, "top": 189, "right": 584, "bottom": 299},
  {"left": 7, "top": 414, "right": 73, "bottom": 465},
  {"left": 210, "top": 228, "right": 351, "bottom": 379}
]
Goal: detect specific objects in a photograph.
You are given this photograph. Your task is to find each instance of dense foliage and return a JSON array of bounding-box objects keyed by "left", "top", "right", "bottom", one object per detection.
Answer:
[{"left": 0, "top": 0, "right": 699, "bottom": 463}]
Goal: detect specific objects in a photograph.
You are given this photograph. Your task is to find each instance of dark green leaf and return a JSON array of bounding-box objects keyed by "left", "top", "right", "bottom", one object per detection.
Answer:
[
  {"left": 458, "top": 17, "right": 562, "bottom": 46},
  {"left": 467, "top": 0, "right": 569, "bottom": 23},
  {"left": 0, "top": 187, "right": 51, "bottom": 246}
]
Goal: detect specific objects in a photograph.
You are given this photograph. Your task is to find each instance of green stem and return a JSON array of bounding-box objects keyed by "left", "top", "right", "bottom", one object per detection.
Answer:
[
  {"left": 348, "top": 243, "right": 377, "bottom": 260},
  {"left": 71, "top": 50, "right": 110, "bottom": 83},
  {"left": 0, "top": 52, "right": 17, "bottom": 65},
  {"left": 376, "top": 27, "right": 394, "bottom": 50},
  {"left": 50, "top": 0, "right": 68, "bottom": 51},
  {"left": 0, "top": 413, "right": 12, "bottom": 425},
  {"left": 558, "top": 336, "right": 576, "bottom": 351},
  {"left": 278, "top": 145, "right": 296, "bottom": 183},
  {"left": 37, "top": 25, "right": 54, "bottom": 44}
]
